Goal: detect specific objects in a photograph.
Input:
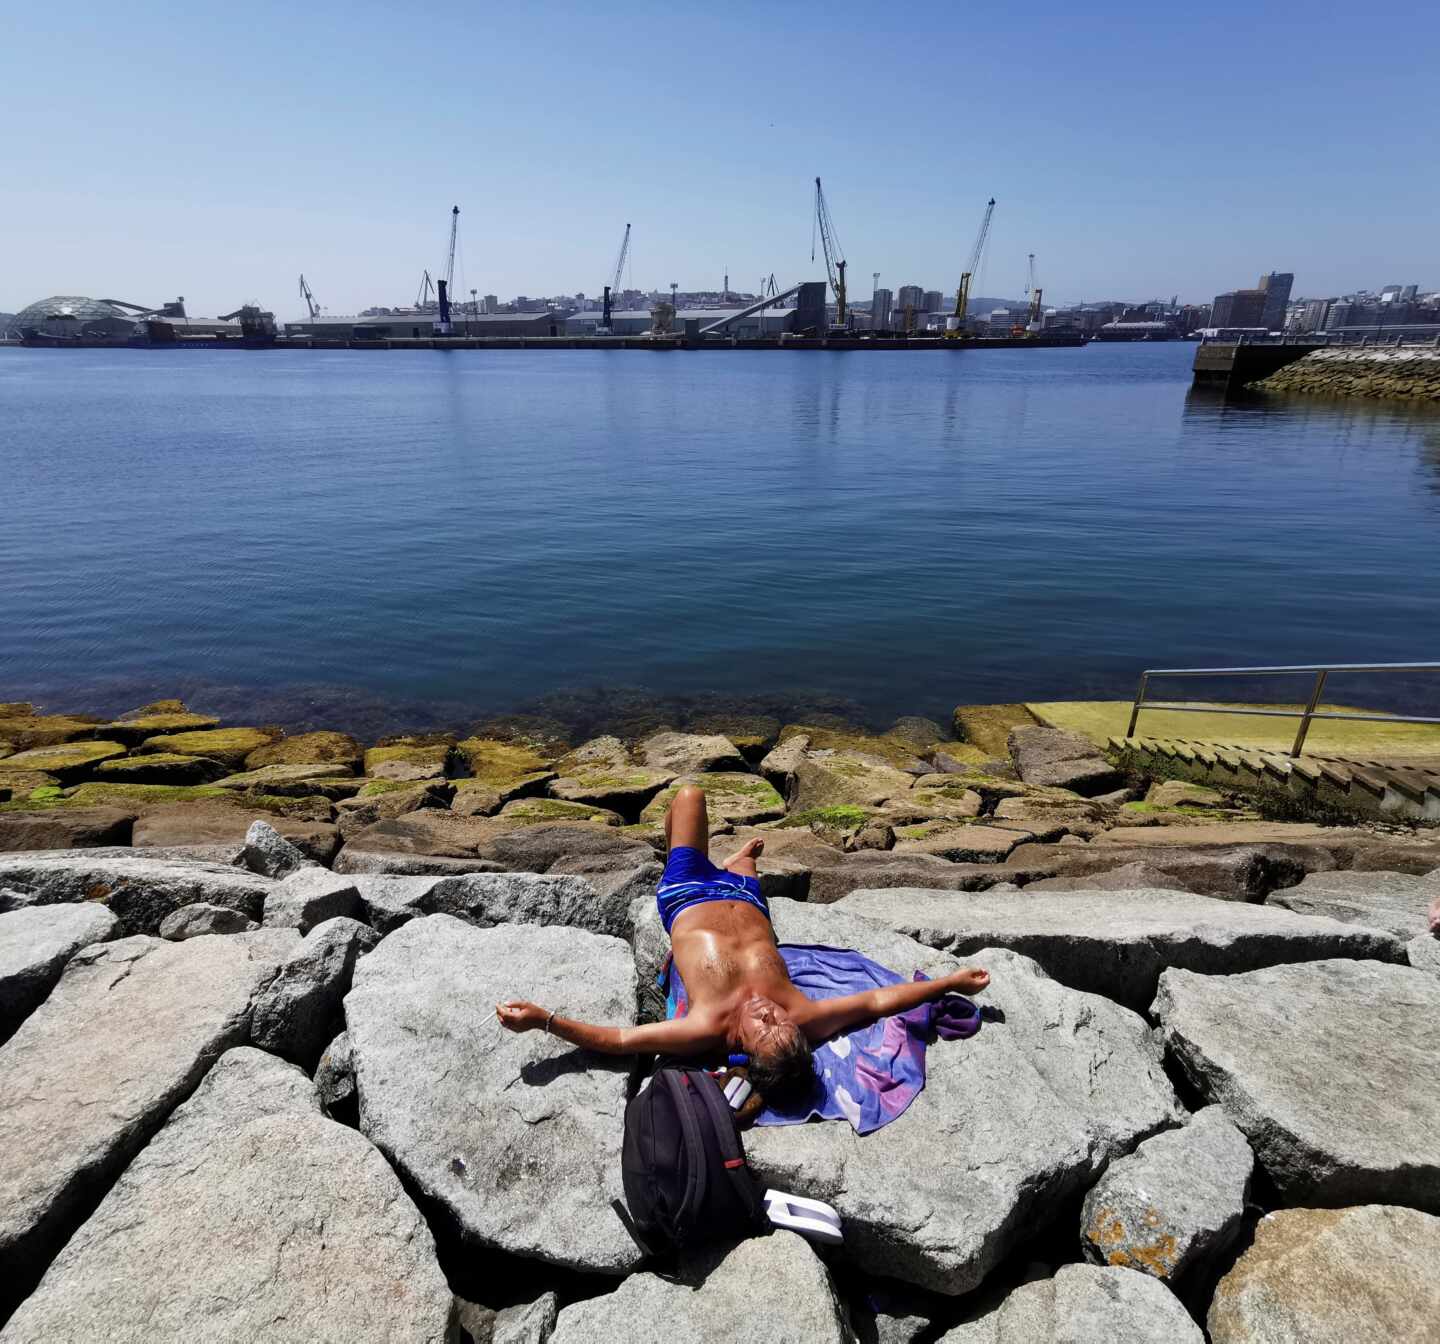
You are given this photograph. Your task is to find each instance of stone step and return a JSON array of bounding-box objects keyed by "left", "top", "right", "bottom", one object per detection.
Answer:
[{"left": 1111, "top": 736, "right": 1440, "bottom": 824}]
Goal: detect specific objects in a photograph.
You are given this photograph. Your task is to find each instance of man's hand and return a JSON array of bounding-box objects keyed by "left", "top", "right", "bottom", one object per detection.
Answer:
[{"left": 496, "top": 1001, "right": 548, "bottom": 1033}]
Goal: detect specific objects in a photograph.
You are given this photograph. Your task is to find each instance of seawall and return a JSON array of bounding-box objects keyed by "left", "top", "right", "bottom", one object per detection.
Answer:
[{"left": 1250, "top": 345, "right": 1440, "bottom": 403}]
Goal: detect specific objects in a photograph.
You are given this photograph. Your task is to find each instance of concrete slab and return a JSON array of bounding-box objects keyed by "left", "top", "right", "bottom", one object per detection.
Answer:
[{"left": 1028, "top": 700, "right": 1440, "bottom": 761}]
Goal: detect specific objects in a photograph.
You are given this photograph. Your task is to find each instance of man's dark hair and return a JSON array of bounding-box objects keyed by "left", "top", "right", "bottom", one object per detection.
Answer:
[{"left": 746, "top": 1028, "right": 815, "bottom": 1102}]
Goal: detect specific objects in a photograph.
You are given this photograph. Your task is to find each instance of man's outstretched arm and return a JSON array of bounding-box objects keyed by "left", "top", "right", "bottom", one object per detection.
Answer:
[
  {"left": 795, "top": 967, "right": 990, "bottom": 1044},
  {"left": 496, "top": 1000, "right": 719, "bottom": 1057}
]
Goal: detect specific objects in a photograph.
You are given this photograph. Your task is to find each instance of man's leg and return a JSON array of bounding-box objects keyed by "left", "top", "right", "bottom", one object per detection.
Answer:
[{"left": 664, "top": 784, "right": 710, "bottom": 857}]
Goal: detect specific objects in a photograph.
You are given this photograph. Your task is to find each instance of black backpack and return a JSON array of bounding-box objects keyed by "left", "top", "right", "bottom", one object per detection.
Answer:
[{"left": 618, "top": 1065, "right": 770, "bottom": 1255}]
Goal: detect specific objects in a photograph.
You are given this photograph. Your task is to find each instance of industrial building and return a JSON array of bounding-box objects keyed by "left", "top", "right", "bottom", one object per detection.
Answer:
[
  {"left": 15, "top": 296, "right": 245, "bottom": 344},
  {"left": 283, "top": 311, "right": 565, "bottom": 340},
  {"left": 564, "top": 306, "right": 799, "bottom": 338}
]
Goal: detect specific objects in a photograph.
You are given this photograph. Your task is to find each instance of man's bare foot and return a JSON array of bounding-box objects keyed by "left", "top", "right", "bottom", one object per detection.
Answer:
[
  {"left": 722, "top": 837, "right": 764, "bottom": 872},
  {"left": 949, "top": 968, "right": 990, "bottom": 994}
]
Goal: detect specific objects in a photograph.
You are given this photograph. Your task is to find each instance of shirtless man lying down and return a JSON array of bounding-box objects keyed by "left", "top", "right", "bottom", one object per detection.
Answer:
[{"left": 497, "top": 784, "right": 990, "bottom": 1099}]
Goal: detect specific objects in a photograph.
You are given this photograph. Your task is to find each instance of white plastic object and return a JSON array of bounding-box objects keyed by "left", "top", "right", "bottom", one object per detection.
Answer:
[
  {"left": 723, "top": 1076, "right": 753, "bottom": 1110},
  {"left": 763, "top": 1189, "right": 843, "bottom": 1245}
]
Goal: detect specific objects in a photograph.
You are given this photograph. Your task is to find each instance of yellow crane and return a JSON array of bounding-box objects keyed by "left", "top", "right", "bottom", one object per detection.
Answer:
[{"left": 946, "top": 198, "right": 995, "bottom": 338}]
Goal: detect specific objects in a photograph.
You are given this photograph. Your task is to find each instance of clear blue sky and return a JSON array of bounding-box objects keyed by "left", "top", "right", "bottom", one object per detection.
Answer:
[{"left": 2, "top": 0, "right": 1433, "bottom": 318}]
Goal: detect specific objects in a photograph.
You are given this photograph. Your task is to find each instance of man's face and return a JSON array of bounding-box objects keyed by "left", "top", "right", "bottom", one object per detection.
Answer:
[{"left": 737, "top": 995, "right": 799, "bottom": 1057}]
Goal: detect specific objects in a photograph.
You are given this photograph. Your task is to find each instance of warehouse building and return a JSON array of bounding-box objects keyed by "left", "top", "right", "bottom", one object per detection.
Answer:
[{"left": 283, "top": 310, "right": 565, "bottom": 339}]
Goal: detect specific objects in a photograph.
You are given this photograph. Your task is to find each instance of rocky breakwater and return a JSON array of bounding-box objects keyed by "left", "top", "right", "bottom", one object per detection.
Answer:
[
  {"left": 2, "top": 698, "right": 1440, "bottom": 1338},
  {"left": 1252, "top": 344, "right": 1440, "bottom": 403}
]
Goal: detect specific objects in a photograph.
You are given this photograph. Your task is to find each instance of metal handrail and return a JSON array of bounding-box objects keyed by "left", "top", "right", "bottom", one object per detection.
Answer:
[{"left": 1126, "top": 662, "right": 1440, "bottom": 758}]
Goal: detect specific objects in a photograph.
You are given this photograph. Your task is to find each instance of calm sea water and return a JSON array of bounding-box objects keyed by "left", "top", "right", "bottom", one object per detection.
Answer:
[{"left": 3, "top": 343, "right": 1438, "bottom": 737}]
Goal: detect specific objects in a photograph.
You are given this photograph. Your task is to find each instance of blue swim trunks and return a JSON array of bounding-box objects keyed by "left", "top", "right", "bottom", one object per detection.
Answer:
[{"left": 656, "top": 846, "right": 769, "bottom": 934}]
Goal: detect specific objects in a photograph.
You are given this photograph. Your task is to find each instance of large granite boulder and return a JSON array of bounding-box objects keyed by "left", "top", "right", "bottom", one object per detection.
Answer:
[
  {"left": 1409, "top": 932, "right": 1440, "bottom": 975},
  {"left": 215, "top": 763, "right": 361, "bottom": 798},
  {"left": 891, "top": 822, "right": 1035, "bottom": 863},
  {"left": 549, "top": 1232, "right": 847, "bottom": 1344},
  {"left": 263, "top": 868, "right": 362, "bottom": 932},
  {"left": 138, "top": 726, "right": 278, "bottom": 767},
  {"left": 0, "top": 851, "right": 274, "bottom": 937},
  {"left": 940, "top": 1264, "right": 1202, "bottom": 1343},
  {"left": 1081, "top": 1104, "right": 1253, "bottom": 1281},
  {"left": 1, "top": 1048, "right": 455, "bottom": 1343},
  {"left": 243, "top": 818, "right": 314, "bottom": 879},
  {"left": 788, "top": 752, "right": 915, "bottom": 813},
  {"left": 418, "top": 870, "right": 641, "bottom": 939},
  {"left": 0, "top": 740, "right": 127, "bottom": 782},
  {"left": 637, "top": 731, "right": 746, "bottom": 775},
  {"left": 251, "top": 917, "right": 378, "bottom": 1068},
  {"left": 98, "top": 709, "right": 219, "bottom": 747},
  {"left": 548, "top": 763, "right": 674, "bottom": 814},
  {"left": 806, "top": 850, "right": 1055, "bottom": 905},
  {"left": 640, "top": 773, "right": 786, "bottom": 826},
  {"left": 334, "top": 812, "right": 510, "bottom": 875},
  {"left": 349, "top": 873, "right": 446, "bottom": 933},
  {"left": 1006, "top": 726, "right": 1122, "bottom": 796},
  {"left": 0, "top": 929, "right": 295, "bottom": 1291},
  {"left": 682, "top": 901, "right": 1185, "bottom": 1294},
  {"left": 1269, "top": 868, "right": 1434, "bottom": 941},
  {"left": 1006, "top": 840, "right": 1318, "bottom": 900},
  {"left": 1154, "top": 959, "right": 1440, "bottom": 1209},
  {"left": 836, "top": 887, "right": 1402, "bottom": 1009},
  {"left": 93, "top": 751, "right": 225, "bottom": 784},
  {"left": 346, "top": 916, "right": 641, "bottom": 1274},
  {"left": 482, "top": 821, "right": 654, "bottom": 874},
  {"left": 158, "top": 902, "right": 258, "bottom": 939},
  {"left": 243, "top": 730, "right": 364, "bottom": 771},
  {"left": 1026, "top": 860, "right": 1193, "bottom": 893},
  {"left": 1208, "top": 1205, "right": 1440, "bottom": 1344},
  {"left": 0, "top": 904, "right": 118, "bottom": 1041},
  {"left": 0, "top": 807, "right": 135, "bottom": 852}
]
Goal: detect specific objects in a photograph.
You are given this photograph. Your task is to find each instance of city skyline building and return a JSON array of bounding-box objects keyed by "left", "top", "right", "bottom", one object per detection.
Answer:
[
  {"left": 1259, "top": 272, "right": 1293, "bottom": 330},
  {"left": 871, "top": 287, "right": 893, "bottom": 329}
]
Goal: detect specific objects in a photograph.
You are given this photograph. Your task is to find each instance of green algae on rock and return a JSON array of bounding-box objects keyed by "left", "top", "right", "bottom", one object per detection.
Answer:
[
  {"left": 495, "top": 798, "right": 624, "bottom": 827},
  {"left": 101, "top": 714, "right": 221, "bottom": 748},
  {"left": 640, "top": 773, "right": 785, "bottom": 826},
  {"left": 1, "top": 741, "right": 128, "bottom": 781},
  {"left": 94, "top": 753, "right": 226, "bottom": 785},
  {"left": 243, "top": 732, "right": 364, "bottom": 771},
  {"left": 138, "top": 728, "right": 278, "bottom": 767}
]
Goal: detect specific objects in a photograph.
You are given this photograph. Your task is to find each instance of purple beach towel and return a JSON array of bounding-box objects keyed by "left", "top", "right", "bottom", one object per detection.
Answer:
[{"left": 661, "top": 942, "right": 981, "bottom": 1135}]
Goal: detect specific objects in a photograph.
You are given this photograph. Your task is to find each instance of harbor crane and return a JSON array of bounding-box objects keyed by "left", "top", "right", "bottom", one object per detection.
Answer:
[
  {"left": 436, "top": 205, "right": 459, "bottom": 334},
  {"left": 298, "top": 275, "right": 319, "bottom": 320},
  {"left": 946, "top": 197, "right": 995, "bottom": 338},
  {"left": 1027, "top": 255, "right": 1044, "bottom": 331},
  {"left": 415, "top": 270, "right": 436, "bottom": 309},
  {"left": 598, "top": 223, "right": 631, "bottom": 334},
  {"left": 811, "top": 177, "right": 847, "bottom": 328}
]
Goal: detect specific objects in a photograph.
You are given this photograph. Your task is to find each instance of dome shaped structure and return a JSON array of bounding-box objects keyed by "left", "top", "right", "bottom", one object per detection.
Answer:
[{"left": 15, "top": 296, "right": 140, "bottom": 340}]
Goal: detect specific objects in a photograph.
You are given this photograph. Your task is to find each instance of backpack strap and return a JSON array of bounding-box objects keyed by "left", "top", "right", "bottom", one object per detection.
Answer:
[
  {"left": 689, "top": 1068, "right": 768, "bottom": 1228},
  {"left": 662, "top": 1068, "right": 709, "bottom": 1231}
]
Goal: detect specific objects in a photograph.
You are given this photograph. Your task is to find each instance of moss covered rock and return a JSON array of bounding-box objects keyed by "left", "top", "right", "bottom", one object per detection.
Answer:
[
  {"left": 549, "top": 749, "right": 674, "bottom": 813},
  {"left": 494, "top": 798, "right": 623, "bottom": 827},
  {"left": 213, "top": 763, "right": 361, "bottom": 798},
  {"left": 102, "top": 713, "right": 221, "bottom": 747},
  {"left": 774, "top": 805, "right": 876, "bottom": 848},
  {"left": 788, "top": 751, "right": 915, "bottom": 814},
  {"left": 637, "top": 733, "right": 746, "bottom": 776},
  {"left": 363, "top": 742, "right": 455, "bottom": 781},
  {"left": 139, "top": 727, "right": 277, "bottom": 768},
  {"left": 0, "top": 770, "right": 61, "bottom": 799},
  {"left": 94, "top": 753, "right": 226, "bottom": 785},
  {"left": 640, "top": 774, "right": 786, "bottom": 826},
  {"left": 777, "top": 724, "right": 928, "bottom": 772},
  {"left": 892, "top": 820, "right": 1033, "bottom": 862},
  {"left": 244, "top": 731, "right": 363, "bottom": 771},
  {"left": 684, "top": 714, "right": 780, "bottom": 759},
  {"left": 882, "top": 786, "right": 985, "bottom": 825},
  {"left": 1, "top": 740, "right": 128, "bottom": 782},
  {"left": 0, "top": 714, "right": 104, "bottom": 751},
  {"left": 951, "top": 704, "right": 1039, "bottom": 757},
  {"left": 1, "top": 782, "right": 231, "bottom": 812},
  {"left": 0, "top": 703, "right": 36, "bottom": 719}
]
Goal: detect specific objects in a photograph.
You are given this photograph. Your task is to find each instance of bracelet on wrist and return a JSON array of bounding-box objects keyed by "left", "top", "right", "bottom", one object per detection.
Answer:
[{"left": 544, "top": 1009, "right": 557, "bottom": 1035}]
